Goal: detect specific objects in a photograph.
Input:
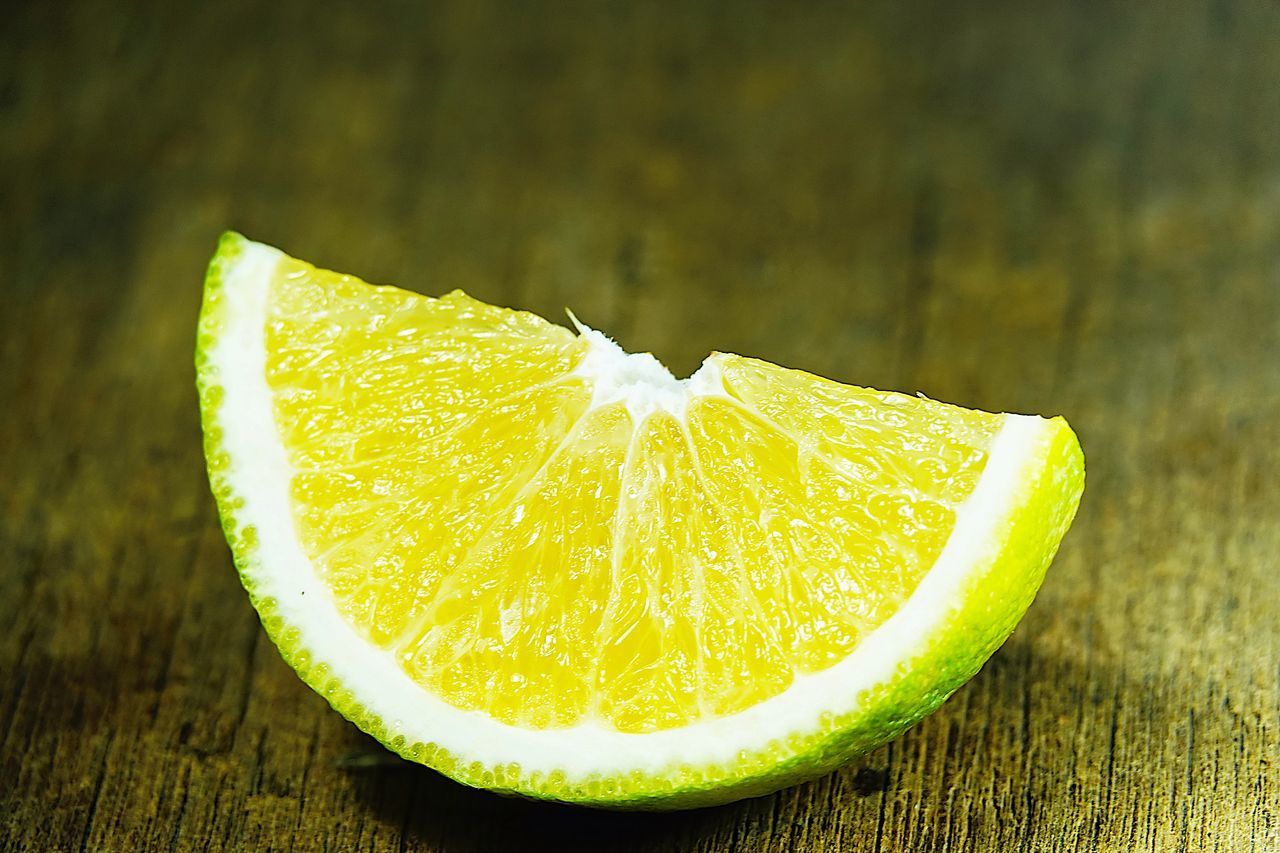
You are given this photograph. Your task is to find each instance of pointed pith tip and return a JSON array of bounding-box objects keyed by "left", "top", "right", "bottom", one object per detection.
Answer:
[{"left": 565, "top": 308, "right": 589, "bottom": 335}]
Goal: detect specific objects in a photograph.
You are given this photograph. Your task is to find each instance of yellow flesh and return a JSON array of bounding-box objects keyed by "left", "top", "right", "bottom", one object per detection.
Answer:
[{"left": 265, "top": 260, "right": 1003, "bottom": 733}]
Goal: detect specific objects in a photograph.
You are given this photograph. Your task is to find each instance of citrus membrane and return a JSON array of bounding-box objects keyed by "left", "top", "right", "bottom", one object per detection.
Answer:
[{"left": 197, "top": 232, "right": 1084, "bottom": 808}]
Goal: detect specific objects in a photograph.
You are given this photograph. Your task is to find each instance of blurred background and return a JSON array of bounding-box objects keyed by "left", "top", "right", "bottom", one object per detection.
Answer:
[{"left": 3, "top": 1, "right": 1279, "bottom": 850}]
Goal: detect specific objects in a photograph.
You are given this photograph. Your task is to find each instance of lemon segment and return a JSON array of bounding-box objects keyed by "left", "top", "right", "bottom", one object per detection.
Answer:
[{"left": 197, "top": 232, "right": 1084, "bottom": 808}]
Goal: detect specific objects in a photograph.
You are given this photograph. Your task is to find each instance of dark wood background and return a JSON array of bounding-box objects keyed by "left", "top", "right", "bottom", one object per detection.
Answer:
[{"left": 4, "top": 0, "right": 1279, "bottom": 850}]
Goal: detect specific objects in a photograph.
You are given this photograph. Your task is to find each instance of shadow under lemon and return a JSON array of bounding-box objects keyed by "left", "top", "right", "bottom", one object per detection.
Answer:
[{"left": 336, "top": 634, "right": 1133, "bottom": 852}]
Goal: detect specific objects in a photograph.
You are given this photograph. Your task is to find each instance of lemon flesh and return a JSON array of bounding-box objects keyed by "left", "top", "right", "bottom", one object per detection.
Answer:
[{"left": 198, "top": 233, "right": 1084, "bottom": 808}]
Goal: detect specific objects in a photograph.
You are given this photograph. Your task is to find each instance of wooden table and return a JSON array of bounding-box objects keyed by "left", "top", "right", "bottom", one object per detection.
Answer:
[{"left": 4, "top": 1, "right": 1279, "bottom": 849}]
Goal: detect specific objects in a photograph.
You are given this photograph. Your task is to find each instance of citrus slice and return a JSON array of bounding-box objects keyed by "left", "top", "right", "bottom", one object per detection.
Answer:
[{"left": 196, "top": 232, "right": 1084, "bottom": 809}]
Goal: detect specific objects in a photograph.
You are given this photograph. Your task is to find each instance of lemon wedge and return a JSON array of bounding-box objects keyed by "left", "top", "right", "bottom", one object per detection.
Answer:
[{"left": 196, "top": 233, "right": 1083, "bottom": 808}]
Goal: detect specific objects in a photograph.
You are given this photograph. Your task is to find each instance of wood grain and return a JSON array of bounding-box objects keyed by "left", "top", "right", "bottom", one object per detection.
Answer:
[{"left": 3, "top": 0, "right": 1279, "bottom": 850}]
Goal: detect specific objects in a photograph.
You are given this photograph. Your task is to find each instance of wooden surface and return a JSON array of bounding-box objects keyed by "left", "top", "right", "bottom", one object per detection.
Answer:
[{"left": 4, "top": 0, "right": 1280, "bottom": 850}]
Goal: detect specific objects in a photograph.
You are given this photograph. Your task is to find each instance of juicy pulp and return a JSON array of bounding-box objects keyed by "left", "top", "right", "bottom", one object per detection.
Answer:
[{"left": 264, "top": 258, "right": 1004, "bottom": 734}]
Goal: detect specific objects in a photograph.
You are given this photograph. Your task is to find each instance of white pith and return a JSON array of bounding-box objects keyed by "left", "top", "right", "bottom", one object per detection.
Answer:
[
  {"left": 209, "top": 239, "right": 1052, "bottom": 780},
  {"left": 570, "top": 325, "right": 730, "bottom": 419}
]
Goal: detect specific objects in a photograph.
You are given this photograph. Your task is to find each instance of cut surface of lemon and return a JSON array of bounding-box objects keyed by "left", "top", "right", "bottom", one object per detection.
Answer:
[{"left": 197, "top": 233, "right": 1084, "bottom": 808}]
